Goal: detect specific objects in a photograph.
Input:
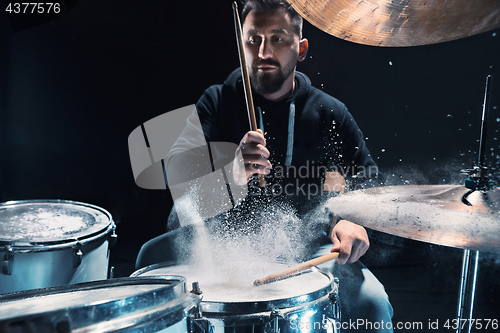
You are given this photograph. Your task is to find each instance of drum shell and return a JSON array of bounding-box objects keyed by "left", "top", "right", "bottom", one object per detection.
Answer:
[
  {"left": 132, "top": 262, "right": 341, "bottom": 333},
  {"left": 0, "top": 200, "right": 116, "bottom": 294},
  {"left": 190, "top": 294, "right": 339, "bottom": 333},
  {"left": 0, "top": 276, "right": 200, "bottom": 333},
  {"left": 0, "top": 234, "right": 112, "bottom": 294}
]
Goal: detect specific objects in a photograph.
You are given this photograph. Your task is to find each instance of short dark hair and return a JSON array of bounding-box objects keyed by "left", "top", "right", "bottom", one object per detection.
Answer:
[{"left": 241, "top": 0, "right": 303, "bottom": 38}]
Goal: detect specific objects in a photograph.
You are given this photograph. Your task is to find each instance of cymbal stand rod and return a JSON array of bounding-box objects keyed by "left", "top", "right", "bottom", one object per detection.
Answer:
[
  {"left": 456, "top": 250, "right": 480, "bottom": 333},
  {"left": 456, "top": 249, "right": 470, "bottom": 333},
  {"left": 462, "top": 75, "right": 494, "bottom": 200},
  {"left": 477, "top": 75, "right": 492, "bottom": 177},
  {"left": 456, "top": 75, "right": 493, "bottom": 333},
  {"left": 469, "top": 251, "right": 480, "bottom": 325}
]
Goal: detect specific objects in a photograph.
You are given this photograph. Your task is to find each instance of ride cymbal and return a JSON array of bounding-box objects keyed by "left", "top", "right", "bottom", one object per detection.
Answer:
[
  {"left": 325, "top": 185, "right": 500, "bottom": 252},
  {"left": 288, "top": 0, "right": 500, "bottom": 46}
]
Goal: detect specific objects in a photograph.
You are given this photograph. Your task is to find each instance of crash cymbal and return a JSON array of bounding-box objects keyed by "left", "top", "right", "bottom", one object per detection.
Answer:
[
  {"left": 325, "top": 185, "right": 500, "bottom": 252},
  {"left": 288, "top": 0, "right": 500, "bottom": 47}
]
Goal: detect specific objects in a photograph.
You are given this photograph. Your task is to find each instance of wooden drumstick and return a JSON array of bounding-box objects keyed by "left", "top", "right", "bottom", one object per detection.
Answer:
[
  {"left": 253, "top": 252, "right": 340, "bottom": 286},
  {"left": 232, "top": 2, "right": 266, "bottom": 188}
]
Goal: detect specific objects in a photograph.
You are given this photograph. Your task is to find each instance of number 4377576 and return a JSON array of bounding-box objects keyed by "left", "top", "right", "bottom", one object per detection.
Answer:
[
  {"left": 5, "top": 3, "right": 61, "bottom": 14},
  {"left": 444, "top": 319, "right": 498, "bottom": 330}
]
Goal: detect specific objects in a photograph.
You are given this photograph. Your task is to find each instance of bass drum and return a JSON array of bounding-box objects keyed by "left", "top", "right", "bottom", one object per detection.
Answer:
[
  {"left": 132, "top": 261, "right": 341, "bottom": 333},
  {"left": 0, "top": 276, "right": 200, "bottom": 333},
  {"left": 0, "top": 200, "right": 116, "bottom": 294}
]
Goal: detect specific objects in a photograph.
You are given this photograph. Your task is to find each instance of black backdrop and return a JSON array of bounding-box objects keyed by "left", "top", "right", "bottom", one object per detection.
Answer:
[{"left": 1, "top": 0, "right": 500, "bottom": 327}]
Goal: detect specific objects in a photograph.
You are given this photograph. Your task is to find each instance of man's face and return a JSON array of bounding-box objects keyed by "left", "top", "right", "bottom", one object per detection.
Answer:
[{"left": 242, "top": 9, "right": 303, "bottom": 96}]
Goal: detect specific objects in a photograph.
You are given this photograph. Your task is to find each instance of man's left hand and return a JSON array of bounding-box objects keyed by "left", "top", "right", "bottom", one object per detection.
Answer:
[{"left": 329, "top": 219, "right": 370, "bottom": 264}]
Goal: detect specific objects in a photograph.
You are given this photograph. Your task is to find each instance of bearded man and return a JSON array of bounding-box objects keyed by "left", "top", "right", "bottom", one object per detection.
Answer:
[{"left": 140, "top": 0, "right": 394, "bottom": 331}]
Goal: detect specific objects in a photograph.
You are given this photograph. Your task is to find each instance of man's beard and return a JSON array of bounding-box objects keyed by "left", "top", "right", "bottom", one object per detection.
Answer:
[{"left": 249, "top": 57, "right": 297, "bottom": 96}]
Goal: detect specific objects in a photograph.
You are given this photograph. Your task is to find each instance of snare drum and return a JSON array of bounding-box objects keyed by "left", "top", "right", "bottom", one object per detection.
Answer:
[
  {"left": 132, "top": 261, "right": 341, "bottom": 333},
  {"left": 0, "top": 200, "right": 116, "bottom": 294},
  {"left": 0, "top": 276, "right": 200, "bottom": 333}
]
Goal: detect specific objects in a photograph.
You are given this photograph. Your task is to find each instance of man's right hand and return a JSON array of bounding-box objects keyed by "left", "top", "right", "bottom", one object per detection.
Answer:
[
  {"left": 329, "top": 219, "right": 370, "bottom": 264},
  {"left": 233, "top": 129, "right": 272, "bottom": 185}
]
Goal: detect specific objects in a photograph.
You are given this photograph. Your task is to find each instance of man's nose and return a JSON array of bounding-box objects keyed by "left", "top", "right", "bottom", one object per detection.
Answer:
[{"left": 258, "top": 39, "right": 273, "bottom": 59}]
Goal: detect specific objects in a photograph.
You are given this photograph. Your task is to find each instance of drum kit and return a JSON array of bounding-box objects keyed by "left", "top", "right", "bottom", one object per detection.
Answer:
[{"left": 1, "top": 1, "right": 499, "bottom": 332}]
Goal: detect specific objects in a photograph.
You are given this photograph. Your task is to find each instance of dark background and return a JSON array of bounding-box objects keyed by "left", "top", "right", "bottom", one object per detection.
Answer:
[{"left": 1, "top": 0, "right": 499, "bottom": 330}]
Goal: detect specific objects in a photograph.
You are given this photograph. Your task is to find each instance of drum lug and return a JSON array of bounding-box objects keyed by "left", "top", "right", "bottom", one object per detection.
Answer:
[
  {"left": 329, "top": 290, "right": 341, "bottom": 324},
  {"left": 328, "top": 291, "right": 339, "bottom": 303},
  {"left": 329, "top": 277, "right": 341, "bottom": 325},
  {"left": 189, "top": 281, "right": 211, "bottom": 333},
  {"left": 2, "top": 246, "right": 14, "bottom": 275},
  {"left": 264, "top": 310, "right": 281, "bottom": 333},
  {"left": 73, "top": 243, "right": 83, "bottom": 268},
  {"left": 109, "top": 266, "right": 115, "bottom": 279},
  {"left": 109, "top": 227, "right": 118, "bottom": 248},
  {"left": 328, "top": 277, "right": 340, "bottom": 303}
]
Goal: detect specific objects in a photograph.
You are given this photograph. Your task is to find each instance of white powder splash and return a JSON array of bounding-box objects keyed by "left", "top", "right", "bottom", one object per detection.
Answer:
[{"left": 164, "top": 191, "right": 333, "bottom": 294}]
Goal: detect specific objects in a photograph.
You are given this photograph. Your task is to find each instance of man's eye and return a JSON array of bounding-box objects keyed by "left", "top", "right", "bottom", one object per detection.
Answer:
[
  {"left": 273, "top": 37, "right": 284, "bottom": 42},
  {"left": 249, "top": 37, "right": 261, "bottom": 44}
]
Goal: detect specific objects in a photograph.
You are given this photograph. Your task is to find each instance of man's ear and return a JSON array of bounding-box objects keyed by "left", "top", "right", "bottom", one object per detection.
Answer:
[{"left": 298, "top": 38, "right": 309, "bottom": 62}]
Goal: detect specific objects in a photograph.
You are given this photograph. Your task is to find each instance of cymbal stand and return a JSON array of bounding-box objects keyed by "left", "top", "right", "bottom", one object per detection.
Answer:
[{"left": 458, "top": 75, "right": 495, "bottom": 333}]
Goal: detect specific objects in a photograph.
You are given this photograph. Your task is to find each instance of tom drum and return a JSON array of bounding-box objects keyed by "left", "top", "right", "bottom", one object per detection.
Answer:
[{"left": 0, "top": 200, "right": 116, "bottom": 294}]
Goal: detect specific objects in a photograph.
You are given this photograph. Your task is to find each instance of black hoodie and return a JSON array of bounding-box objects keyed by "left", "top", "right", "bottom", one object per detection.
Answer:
[{"left": 166, "top": 69, "right": 380, "bottom": 220}]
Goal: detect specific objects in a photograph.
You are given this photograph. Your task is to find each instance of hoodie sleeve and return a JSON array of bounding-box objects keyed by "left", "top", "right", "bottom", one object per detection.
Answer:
[
  {"left": 335, "top": 106, "right": 384, "bottom": 188},
  {"left": 164, "top": 85, "right": 223, "bottom": 187}
]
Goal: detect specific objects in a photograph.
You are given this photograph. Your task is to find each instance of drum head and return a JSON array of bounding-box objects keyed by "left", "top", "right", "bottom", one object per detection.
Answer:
[
  {"left": 132, "top": 261, "right": 335, "bottom": 313},
  {"left": 0, "top": 200, "right": 112, "bottom": 244}
]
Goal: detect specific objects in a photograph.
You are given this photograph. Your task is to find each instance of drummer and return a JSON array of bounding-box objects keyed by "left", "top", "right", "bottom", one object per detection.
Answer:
[{"left": 162, "top": 0, "right": 393, "bottom": 331}]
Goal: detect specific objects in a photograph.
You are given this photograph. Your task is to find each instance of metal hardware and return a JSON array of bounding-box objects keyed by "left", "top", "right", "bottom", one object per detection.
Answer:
[
  {"left": 191, "top": 281, "right": 202, "bottom": 295},
  {"left": 332, "top": 277, "right": 341, "bottom": 326},
  {"left": 189, "top": 280, "right": 205, "bottom": 333},
  {"left": 189, "top": 315, "right": 214, "bottom": 333},
  {"left": 109, "top": 227, "right": 118, "bottom": 248},
  {"left": 456, "top": 250, "right": 480, "bottom": 333},
  {"left": 2, "top": 246, "right": 14, "bottom": 275},
  {"left": 72, "top": 243, "right": 83, "bottom": 268},
  {"left": 455, "top": 75, "right": 493, "bottom": 333},
  {"left": 109, "top": 266, "right": 115, "bottom": 279},
  {"left": 264, "top": 310, "right": 281, "bottom": 333},
  {"left": 328, "top": 291, "right": 339, "bottom": 303}
]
